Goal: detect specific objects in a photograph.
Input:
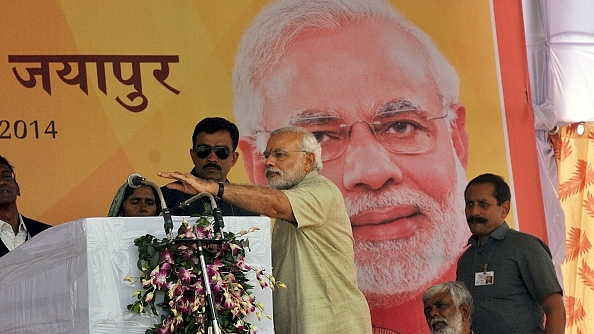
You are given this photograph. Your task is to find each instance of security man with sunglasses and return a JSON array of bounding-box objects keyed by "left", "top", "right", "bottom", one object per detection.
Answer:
[{"left": 161, "top": 117, "right": 258, "bottom": 217}]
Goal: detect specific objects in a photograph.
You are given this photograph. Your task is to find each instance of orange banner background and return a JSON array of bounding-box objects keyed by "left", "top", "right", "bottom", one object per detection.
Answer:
[
  {"left": 1, "top": 1, "right": 520, "bottom": 227},
  {"left": 1, "top": 1, "right": 558, "bottom": 333}
]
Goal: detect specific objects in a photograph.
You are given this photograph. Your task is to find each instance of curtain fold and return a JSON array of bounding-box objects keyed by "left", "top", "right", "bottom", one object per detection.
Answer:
[
  {"left": 523, "top": 0, "right": 566, "bottom": 286},
  {"left": 553, "top": 124, "right": 594, "bottom": 333}
]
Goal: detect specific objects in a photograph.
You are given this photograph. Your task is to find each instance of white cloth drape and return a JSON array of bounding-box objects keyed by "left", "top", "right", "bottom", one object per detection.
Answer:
[{"left": 523, "top": 0, "right": 566, "bottom": 284}]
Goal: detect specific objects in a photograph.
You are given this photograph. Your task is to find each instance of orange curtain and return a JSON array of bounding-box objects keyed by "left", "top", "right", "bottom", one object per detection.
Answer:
[{"left": 553, "top": 123, "right": 594, "bottom": 334}]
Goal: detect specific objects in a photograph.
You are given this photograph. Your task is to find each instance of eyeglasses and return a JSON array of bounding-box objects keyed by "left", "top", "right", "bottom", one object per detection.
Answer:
[
  {"left": 256, "top": 108, "right": 448, "bottom": 161},
  {"left": 193, "top": 145, "right": 232, "bottom": 160},
  {"left": 261, "top": 149, "right": 307, "bottom": 161},
  {"left": 0, "top": 171, "right": 15, "bottom": 182}
]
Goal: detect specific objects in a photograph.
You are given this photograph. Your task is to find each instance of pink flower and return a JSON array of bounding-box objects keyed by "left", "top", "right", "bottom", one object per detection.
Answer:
[
  {"left": 212, "top": 277, "right": 225, "bottom": 294},
  {"left": 144, "top": 291, "right": 154, "bottom": 303},
  {"left": 228, "top": 242, "right": 243, "bottom": 255},
  {"left": 155, "top": 326, "right": 170, "bottom": 334},
  {"left": 176, "top": 297, "right": 192, "bottom": 314},
  {"left": 209, "top": 258, "right": 224, "bottom": 273},
  {"left": 160, "top": 249, "right": 174, "bottom": 264},
  {"left": 171, "top": 283, "right": 187, "bottom": 298},
  {"left": 141, "top": 278, "right": 153, "bottom": 289},
  {"left": 191, "top": 280, "right": 205, "bottom": 294},
  {"left": 154, "top": 268, "right": 169, "bottom": 289},
  {"left": 235, "top": 258, "right": 251, "bottom": 271},
  {"left": 258, "top": 277, "right": 269, "bottom": 289},
  {"left": 226, "top": 272, "right": 237, "bottom": 284},
  {"left": 182, "top": 226, "right": 195, "bottom": 239},
  {"left": 177, "top": 267, "right": 196, "bottom": 284},
  {"left": 222, "top": 290, "right": 234, "bottom": 309},
  {"left": 194, "top": 224, "right": 211, "bottom": 239}
]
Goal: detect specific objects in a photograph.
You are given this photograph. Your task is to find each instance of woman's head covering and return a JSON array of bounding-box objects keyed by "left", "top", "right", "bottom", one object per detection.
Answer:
[{"left": 107, "top": 183, "right": 162, "bottom": 217}]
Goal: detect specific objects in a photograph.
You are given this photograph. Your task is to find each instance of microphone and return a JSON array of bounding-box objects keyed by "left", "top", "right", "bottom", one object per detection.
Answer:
[
  {"left": 127, "top": 173, "right": 144, "bottom": 189},
  {"left": 168, "top": 197, "right": 194, "bottom": 214},
  {"left": 171, "top": 192, "right": 225, "bottom": 239},
  {"left": 127, "top": 173, "right": 174, "bottom": 239}
]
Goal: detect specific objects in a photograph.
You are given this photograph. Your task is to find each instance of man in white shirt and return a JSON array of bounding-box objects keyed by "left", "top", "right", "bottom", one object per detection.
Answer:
[{"left": 0, "top": 155, "right": 51, "bottom": 258}]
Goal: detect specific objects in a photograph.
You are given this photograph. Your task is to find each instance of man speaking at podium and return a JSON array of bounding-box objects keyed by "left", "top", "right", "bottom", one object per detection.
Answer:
[
  {"left": 0, "top": 155, "right": 52, "bottom": 258},
  {"left": 159, "top": 126, "right": 372, "bottom": 334}
]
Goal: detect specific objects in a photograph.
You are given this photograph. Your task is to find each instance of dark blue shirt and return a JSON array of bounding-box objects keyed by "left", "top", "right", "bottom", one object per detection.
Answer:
[
  {"left": 160, "top": 169, "right": 258, "bottom": 217},
  {"left": 456, "top": 222, "right": 562, "bottom": 334}
]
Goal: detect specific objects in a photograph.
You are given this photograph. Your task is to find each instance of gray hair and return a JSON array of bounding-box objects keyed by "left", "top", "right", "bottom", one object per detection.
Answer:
[
  {"left": 233, "top": 0, "right": 460, "bottom": 141},
  {"left": 422, "top": 281, "right": 473, "bottom": 321},
  {"left": 270, "top": 126, "right": 323, "bottom": 172}
]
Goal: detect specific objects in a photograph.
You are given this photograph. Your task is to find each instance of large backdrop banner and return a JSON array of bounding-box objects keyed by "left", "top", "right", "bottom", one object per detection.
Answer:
[{"left": 1, "top": 1, "right": 546, "bottom": 333}]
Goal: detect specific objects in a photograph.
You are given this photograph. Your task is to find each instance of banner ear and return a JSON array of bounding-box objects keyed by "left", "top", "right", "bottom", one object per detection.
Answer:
[
  {"left": 450, "top": 103, "right": 469, "bottom": 168},
  {"left": 238, "top": 136, "right": 268, "bottom": 185}
]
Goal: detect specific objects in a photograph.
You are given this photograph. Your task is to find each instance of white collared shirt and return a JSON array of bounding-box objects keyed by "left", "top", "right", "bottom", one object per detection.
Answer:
[{"left": 0, "top": 215, "right": 28, "bottom": 251}]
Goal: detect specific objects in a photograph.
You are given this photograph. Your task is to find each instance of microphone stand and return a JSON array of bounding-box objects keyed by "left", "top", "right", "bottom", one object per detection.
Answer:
[
  {"left": 128, "top": 174, "right": 225, "bottom": 332},
  {"left": 172, "top": 192, "right": 225, "bottom": 239},
  {"left": 198, "top": 239, "right": 221, "bottom": 334},
  {"left": 127, "top": 174, "right": 174, "bottom": 239},
  {"left": 154, "top": 185, "right": 174, "bottom": 240},
  {"left": 170, "top": 192, "right": 226, "bottom": 334}
]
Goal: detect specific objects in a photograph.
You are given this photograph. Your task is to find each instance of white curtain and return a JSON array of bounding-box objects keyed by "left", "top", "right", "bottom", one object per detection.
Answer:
[
  {"left": 523, "top": 0, "right": 566, "bottom": 285},
  {"left": 523, "top": 1, "right": 594, "bottom": 332}
]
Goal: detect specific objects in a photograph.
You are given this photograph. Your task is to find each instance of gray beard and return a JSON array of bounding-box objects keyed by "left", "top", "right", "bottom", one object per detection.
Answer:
[
  {"left": 266, "top": 162, "right": 305, "bottom": 190},
  {"left": 350, "top": 159, "right": 468, "bottom": 307},
  {"left": 430, "top": 311, "right": 464, "bottom": 334}
]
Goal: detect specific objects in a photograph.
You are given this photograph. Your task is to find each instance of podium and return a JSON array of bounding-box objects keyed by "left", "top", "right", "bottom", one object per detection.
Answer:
[{"left": 0, "top": 216, "right": 274, "bottom": 334}]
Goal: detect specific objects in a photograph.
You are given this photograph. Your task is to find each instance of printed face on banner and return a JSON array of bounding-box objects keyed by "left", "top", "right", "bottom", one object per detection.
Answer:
[
  {"left": 2, "top": 0, "right": 513, "bottom": 332},
  {"left": 235, "top": 5, "right": 470, "bottom": 330}
]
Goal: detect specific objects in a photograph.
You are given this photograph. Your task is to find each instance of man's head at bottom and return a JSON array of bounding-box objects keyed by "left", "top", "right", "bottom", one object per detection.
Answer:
[{"left": 422, "top": 281, "right": 473, "bottom": 334}]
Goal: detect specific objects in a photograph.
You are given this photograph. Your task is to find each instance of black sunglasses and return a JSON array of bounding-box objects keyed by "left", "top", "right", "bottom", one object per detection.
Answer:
[{"left": 194, "top": 145, "right": 231, "bottom": 160}]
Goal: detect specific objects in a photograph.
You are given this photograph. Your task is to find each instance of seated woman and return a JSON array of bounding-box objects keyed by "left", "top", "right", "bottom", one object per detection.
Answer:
[{"left": 108, "top": 184, "right": 162, "bottom": 217}]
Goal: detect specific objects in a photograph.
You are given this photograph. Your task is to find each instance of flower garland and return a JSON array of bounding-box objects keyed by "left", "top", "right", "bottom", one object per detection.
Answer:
[{"left": 126, "top": 213, "right": 282, "bottom": 334}]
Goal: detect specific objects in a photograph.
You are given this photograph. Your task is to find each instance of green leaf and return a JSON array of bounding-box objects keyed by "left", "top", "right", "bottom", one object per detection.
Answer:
[{"left": 149, "top": 251, "right": 160, "bottom": 268}]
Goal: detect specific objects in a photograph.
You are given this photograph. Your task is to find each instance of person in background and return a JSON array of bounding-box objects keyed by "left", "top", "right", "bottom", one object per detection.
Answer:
[
  {"left": 158, "top": 126, "right": 372, "bottom": 334},
  {"left": 456, "top": 173, "right": 565, "bottom": 333},
  {"left": 108, "top": 184, "right": 162, "bottom": 217},
  {"left": 422, "top": 281, "right": 473, "bottom": 334},
  {"left": 0, "top": 155, "right": 52, "bottom": 258},
  {"left": 161, "top": 117, "right": 257, "bottom": 217}
]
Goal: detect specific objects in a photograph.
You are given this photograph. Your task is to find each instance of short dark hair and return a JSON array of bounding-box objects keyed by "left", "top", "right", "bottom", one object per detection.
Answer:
[
  {"left": 0, "top": 155, "right": 15, "bottom": 173},
  {"left": 192, "top": 117, "right": 239, "bottom": 151},
  {"left": 465, "top": 173, "right": 511, "bottom": 205}
]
